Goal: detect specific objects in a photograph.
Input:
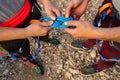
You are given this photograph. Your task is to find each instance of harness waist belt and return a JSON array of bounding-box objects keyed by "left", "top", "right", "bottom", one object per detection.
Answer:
[{"left": 0, "top": 0, "right": 30, "bottom": 28}]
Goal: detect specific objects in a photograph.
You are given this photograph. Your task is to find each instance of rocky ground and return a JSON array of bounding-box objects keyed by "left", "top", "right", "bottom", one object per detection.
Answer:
[{"left": 0, "top": 0, "right": 120, "bottom": 80}]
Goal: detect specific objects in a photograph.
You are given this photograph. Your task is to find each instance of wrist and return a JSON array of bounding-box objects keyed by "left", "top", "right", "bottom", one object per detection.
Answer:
[
  {"left": 86, "top": 26, "right": 100, "bottom": 39},
  {"left": 24, "top": 27, "right": 33, "bottom": 37},
  {"left": 95, "top": 27, "right": 110, "bottom": 40}
]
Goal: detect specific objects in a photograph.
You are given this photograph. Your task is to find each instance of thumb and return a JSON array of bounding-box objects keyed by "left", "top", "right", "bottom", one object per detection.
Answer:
[
  {"left": 65, "top": 20, "right": 79, "bottom": 27},
  {"left": 64, "top": 28, "right": 74, "bottom": 34},
  {"left": 53, "top": 8, "right": 61, "bottom": 16},
  {"left": 48, "top": 10, "right": 56, "bottom": 20}
]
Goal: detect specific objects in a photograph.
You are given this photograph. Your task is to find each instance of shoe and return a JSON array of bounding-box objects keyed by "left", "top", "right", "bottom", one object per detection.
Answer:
[
  {"left": 49, "top": 38, "right": 60, "bottom": 45},
  {"left": 80, "top": 65, "right": 100, "bottom": 75},
  {"left": 33, "top": 64, "right": 44, "bottom": 75},
  {"left": 31, "top": 60, "right": 44, "bottom": 75},
  {"left": 70, "top": 40, "right": 92, "bottom": 52},
  {"left": 39, "top": 36, "right": 60, "bottom": 45}
]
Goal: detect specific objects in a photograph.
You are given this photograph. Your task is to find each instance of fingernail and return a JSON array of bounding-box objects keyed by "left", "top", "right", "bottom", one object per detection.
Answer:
[
  {"left": 51, "top": 17, "right": 56, "bottom": 20},
  {"left": 65, "top": 15, "right": 68, "bottom": 18},
  {"left": 49, "top": 21, "right": 53, "bottom": 24},
  {"left": 64, "top": 22, "right": 67, "bottom": 25}
]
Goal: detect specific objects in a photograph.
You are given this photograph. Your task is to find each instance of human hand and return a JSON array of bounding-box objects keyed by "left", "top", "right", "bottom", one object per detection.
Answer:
[
  {"left": 43, "top": 1, "right": 61, "bottom": 20},
  {"left": 65, "top": 0, "right": 89, "bottom": 20},
  {"left": 64, "top": 20, "right": 97, "bottom": 39},
  {"left": 26, "top": 21, "right": 52, "bottom": 37}
]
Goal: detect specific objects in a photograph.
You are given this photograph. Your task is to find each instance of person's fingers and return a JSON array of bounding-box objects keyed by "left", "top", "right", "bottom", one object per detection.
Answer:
[
  {"left": 40, "top": 25, "right": 51, "bottom": 35},
  {"left": 65, "top": 20, "right": 80, "bottom": 27},
  {"left": 72, "top": 14, "right": 79, "bottom": 20},
  {"left": 53, "top": 8, "right": 61, "bottom": 16},
  {"left": 73, "top": 15, "right": 77, "bottom": 19},
  {"left": 43, "top": 27, "right": 51, "bottom": 32},
  {"left": 48, "top": 10, "right": 56, "bottom": 20},
  {"left": 64, "top": 28, "right": 74, "bottom": 34},
  {"left": 40, "top": 21, "right": 53, "bottom": 27},
  {"left": 65, "top": 3, "right": 73, "bottom": 18},
  {"left": 40, "top": 29, "right": 49, "bottom": 36}
]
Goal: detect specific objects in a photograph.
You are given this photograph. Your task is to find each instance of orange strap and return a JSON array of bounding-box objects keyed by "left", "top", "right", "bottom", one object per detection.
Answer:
[
  {"left": 29, "top": 20, "right": 40, "bottom": 24},
  {"left": 98, "top": 3, "right": 113, "bottom": 16}
]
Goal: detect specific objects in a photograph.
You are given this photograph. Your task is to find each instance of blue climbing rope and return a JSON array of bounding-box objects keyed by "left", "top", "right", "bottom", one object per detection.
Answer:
[{"left": 40, "top": 16, "right": 75, "bottom": 28}]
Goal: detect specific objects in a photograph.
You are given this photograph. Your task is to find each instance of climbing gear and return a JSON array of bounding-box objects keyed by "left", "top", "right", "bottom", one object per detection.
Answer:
[
  {"left": 0, "top": 46, "right": 9, "bottom": 60},
  {"left": 93, "top": 1, "right": 120, "bottom": 61},
  {"left": 41, "top": 16, "right": 75, "bottom": 28},
  {"left": 97, "top": 48, "right": 120, "bottom": 62},
  {"left": 109, "top": 41, "right": 120, "bottom": 51},
  {"left": 40, "top": 16, "right": 74, "bottom": 28},
  {"left": 94, "top": 2, "right": 113, "bottom": 27},
  {"left": 96, "top": 41, "right": 120, "bottom": 62},
  {"left": 96, "top": 38, "right": 120, "bottom": 62},
  {"left": 0, "top": 37, "right": 40, "bottom": 62},
  {"left": 29, "top": 19, "right": 40, "bottom": 24},
  {"left": 30, "top": 16, "right": 75, "bottom": 46},
  {"left": 0, "top": 0, "right": 42, "bottom": 61},
  {"left": 0, "top": 0, "right": 31, "bottom": 27},
  {"left": 31, "top": 16, "right": 75, "bottom": 29},
  {"left": 0, "top": 0, "right": 43, "bottom": 75},
  {"left": 0, "top": 0, "right": 41, "bottom": 28},
  {"left": 28, "top": 37, "right": 41, "bottom": 61},
  {"left": 0, "top": 38, "right": 43, "bottom": 75},
  {"left": 80, "top": 65, "right": 99, "bottom": 75}
]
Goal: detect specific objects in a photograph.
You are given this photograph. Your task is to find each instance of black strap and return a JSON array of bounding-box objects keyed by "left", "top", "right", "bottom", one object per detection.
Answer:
[{"left": 108, "top": 8, "right": 120, "bottom": 51}]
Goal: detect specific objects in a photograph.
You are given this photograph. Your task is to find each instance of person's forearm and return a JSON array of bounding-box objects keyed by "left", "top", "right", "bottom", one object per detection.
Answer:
[
  {"left": 95, "top": 27, "right": 120, "bottom": 42},
  {"left": 0, "top": 27, "right": 30, "bottom": 41}
]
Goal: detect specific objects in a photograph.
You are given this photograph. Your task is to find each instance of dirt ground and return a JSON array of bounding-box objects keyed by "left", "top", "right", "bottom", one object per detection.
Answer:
[{"left": 0, "top": 0, "right": 120, "bottom": 80}]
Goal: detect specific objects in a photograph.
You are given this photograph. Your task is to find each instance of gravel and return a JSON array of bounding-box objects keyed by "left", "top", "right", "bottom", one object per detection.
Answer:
[{"left": 0, "top": 0, "right": 120, "bottom": 80}]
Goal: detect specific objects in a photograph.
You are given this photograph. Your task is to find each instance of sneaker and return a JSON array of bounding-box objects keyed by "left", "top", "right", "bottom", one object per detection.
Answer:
[
  {"left": 80, "top": 65, "right": 100, "bottom": 75},
  {"left": 39, "top": 36, "right": 60, "bottom": 45},
  {"left": 33, "top": 64, "right": 44, "bottom": 75},
  {"left": 49, "top": 38, "right": 60, "bottom": 45},
  {"left": 70, "top": 40, "right": 92, "bottom": 52},
  {"left": 31, "top": 60, "right": 44, "bottom": 75}
]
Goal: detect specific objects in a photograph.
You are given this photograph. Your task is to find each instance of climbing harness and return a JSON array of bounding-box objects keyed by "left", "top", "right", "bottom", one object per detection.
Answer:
[
  {"left": 0, "top": 0, "right": 31, "bottom": 27},
  {"left": 0, "top": 40, "right": 43, "bottom": 74},
  {"left": 0, "top": 37, "right": 40, "bottom": 62},
  {"left": 94, "top": 1, "right": 120, "bottom": 62},
  {"left": 27, "top": 37, "right": 41, "bottom": 61},
  {"left": 0, "top": 0, "right": 43, "bottom": 75},
  {"left": 96, "top": 39, "right": 120, "bottom": 62},
  {"left": 26, "top": 16, "right": 74, "bottom": 61},
  {"left": 94, "top": 2, "right": 113, "bottom": 27}
]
